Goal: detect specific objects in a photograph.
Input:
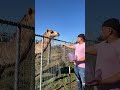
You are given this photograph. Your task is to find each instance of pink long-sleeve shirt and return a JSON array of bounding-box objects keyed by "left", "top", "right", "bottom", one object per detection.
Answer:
[{"left": 74, "top": 43, "right": 85, "bottom": 68}]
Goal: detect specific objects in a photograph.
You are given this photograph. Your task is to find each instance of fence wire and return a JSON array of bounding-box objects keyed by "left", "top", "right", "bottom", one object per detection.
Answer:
[
  {"left": 0, "top": 17, "right": 35, "bottom": 90},
  {"left": 35, "top": 36, "right": 101, "bottom": 90},
  {"left": 0, "top": 24, "right": 16, "bottom": 90},
  {"left": 35, "top": 35, "right": 77, "bottom": 90},
  {"left": 0, "top": 19, "right": 101, "bottom": 90}
]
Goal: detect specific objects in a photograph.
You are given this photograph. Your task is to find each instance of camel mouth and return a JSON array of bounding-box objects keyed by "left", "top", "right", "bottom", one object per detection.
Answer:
[{"left": 53, "top": 32, "right": 60, "bottom": 37}]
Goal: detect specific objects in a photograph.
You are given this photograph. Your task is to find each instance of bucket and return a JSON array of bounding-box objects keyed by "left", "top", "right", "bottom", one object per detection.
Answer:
[{"left": 67, "top": 52, "right": 76, "bottom": 62}]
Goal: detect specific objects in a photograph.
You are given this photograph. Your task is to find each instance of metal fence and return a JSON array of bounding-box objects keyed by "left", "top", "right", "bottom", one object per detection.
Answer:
[
  {"left": 0, "top": 18, "right": 35, "bottom": 90},
  {"left": 35, "top": 35, "right": 77, "bottom": 90},
  {"left": 35, "top": 36, "right": 100, "bottom": 90},
  {"left": 0, "top": 18, "right": 100, "bottom": 90}
]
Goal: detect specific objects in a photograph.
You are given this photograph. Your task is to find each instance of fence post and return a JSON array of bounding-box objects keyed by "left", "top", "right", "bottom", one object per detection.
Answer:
[
  {"left": 30, "top": 33, "right": 35, "bottom": 90},
  {"left": 69, "top": 65, "right": 71, "bottom": 90},
  {"left": 14, "top": 27, "right": 21, "bottom": 90},
  {"left": 40, "top": 37, "right": 43, "bottom": 90},
  {"left": 62, "top": 42, "right": 66, "bottom": 61},
  {"left": 47, "top": 42, "right": 50, "bottom": 65},
  {"left": 68, "top": 44, "right": 72, "bottom": 90}
]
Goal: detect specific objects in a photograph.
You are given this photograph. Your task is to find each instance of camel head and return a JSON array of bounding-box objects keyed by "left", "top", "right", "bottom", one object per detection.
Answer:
[
  {"left": 44, "top": 29, "right": 60, "bottom": 38},
  {"left": 6, "top": 8, "right": 35, "bottom": 42},
  {"left": 23, "top": 8, "right": 34, "bottom": 27},
  {"left": 20, "top": 8, "right": 35, "bottom": 45}
]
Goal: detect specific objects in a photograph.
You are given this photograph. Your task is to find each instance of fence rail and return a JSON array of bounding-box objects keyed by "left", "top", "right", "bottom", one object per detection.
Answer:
[
  {"left": 35, "top": 34, "right": 75, "bottom": 44},
  {"left": 35, "top": 34, "right": 100, "bottom": 44},
  {"left": 0, "top": 18, "right": 35, "bottom": 30}
]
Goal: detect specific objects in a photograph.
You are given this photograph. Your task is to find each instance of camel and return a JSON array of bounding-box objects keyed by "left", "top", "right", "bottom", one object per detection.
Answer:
[
  {"left": 0, "top": 8, "right": 34, "bottom": 65},
  {"left": 0, "top": 8, "right": 35, "bottom": 89},
  {"left": 35, "top": 29, "right": 60, "bottom": 55},
  {"left": 35, "top": 29, "right": 60, "bottom": 76}
]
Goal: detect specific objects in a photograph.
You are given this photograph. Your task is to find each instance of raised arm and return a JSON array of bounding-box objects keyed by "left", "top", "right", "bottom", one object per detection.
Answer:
[{"left": 61, "top": 44, "right": 75, "bottom": 49}]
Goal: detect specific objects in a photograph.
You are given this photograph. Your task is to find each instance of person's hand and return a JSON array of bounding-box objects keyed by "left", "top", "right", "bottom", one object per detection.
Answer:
[
  {"left": 61, "top": 44, "right": 65, "bottom": 47},
  {"left": 73, "top": 59, "right": 77, "bottom": 62}
]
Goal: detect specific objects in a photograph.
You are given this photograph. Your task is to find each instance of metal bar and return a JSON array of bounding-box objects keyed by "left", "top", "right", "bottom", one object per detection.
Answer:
[
  {"left": 30, "top": 35, "right": 35, "bottom": 90},
  {"left": 35, "top": 34, "right": 100, "bottom": 44},
  {"left": 47, "top": 43, "right": 50, "bottom": 65},
  {"left": 69, "top": 65, "right": 71, "bottom": 90},
  {"left": 62, "top": 42, "right": 66, "bottom": 61},
  {"left": 0, "top": 18, "right": 35, "bottom": 30},
  {"left": 35, "top": 34, "right": 74, "bottom": 44},
  {"left": 14, "top": 27, "right": 21, "bottom": 90},
  {"left": 40, "top": 37, "right": 44, "bottom": 90}
]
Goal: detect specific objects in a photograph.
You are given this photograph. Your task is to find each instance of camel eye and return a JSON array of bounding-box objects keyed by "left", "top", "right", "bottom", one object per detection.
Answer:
[{"left": 51, "top": 31, "right": 54, "bottom": 33}]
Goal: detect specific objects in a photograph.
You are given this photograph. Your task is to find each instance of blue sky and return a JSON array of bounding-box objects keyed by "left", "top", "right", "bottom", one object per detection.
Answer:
[
  {"left": 35, "top": 0, "right": 85, "bottom": 42},
  {"left": 0, "top": 0, "right": 34, "bottom": 33},
  {"left": 86, "top": 0, "right": 120, "bottom": 40}
]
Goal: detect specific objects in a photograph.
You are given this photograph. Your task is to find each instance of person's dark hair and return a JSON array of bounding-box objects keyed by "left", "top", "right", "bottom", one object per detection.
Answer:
[
  {"left": 78, "top": 34, "right": 85, "bottom": 41},
  {"left": 102, "top": 18, "right": 120, "bottom": 37}
]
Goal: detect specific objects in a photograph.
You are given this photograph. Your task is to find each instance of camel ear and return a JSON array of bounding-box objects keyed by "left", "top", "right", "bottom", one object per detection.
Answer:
[
  {"left": 28, "top": 8, "right": 33, "bottom": 15},
  {"left": 47, "top": 29, "right": 49, "bottom": 32}
]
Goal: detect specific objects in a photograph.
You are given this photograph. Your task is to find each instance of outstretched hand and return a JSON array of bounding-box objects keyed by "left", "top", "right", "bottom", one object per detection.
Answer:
[{"left": 61, "top": 44, "right": 65, "bottom": 47}]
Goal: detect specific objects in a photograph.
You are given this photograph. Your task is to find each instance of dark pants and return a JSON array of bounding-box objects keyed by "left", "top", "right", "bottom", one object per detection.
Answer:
[{"left": 74, "top": 65, "right": 85, "bottom": 90}]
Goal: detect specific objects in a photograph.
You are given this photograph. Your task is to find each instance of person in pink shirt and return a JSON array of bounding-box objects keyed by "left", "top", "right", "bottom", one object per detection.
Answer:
[
  {"left": 62, "top": 34, "right": 85, "bottom": 90},
  {"left": 86, "top": 18, "right": 120, "bottom": 90}
]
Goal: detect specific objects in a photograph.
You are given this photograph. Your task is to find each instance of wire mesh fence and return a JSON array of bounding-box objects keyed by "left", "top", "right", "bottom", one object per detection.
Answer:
[
  {"left": 0, "top": 22, "right": 100, "bottom": 90},
  {"left": 35, "top": 35, "right": 101, "bottom": 90},
  {"left": 35, "top": 35, "right": 77, "bottom": 90},
  {"left": 0, "top": 10, "right": 35, "bottom": 90},
  {"left": 0, "top": 24, "right": 16, "bottom": 90},
  {"left": 0, "top": 18, "right": 101, "bottom": 90}
]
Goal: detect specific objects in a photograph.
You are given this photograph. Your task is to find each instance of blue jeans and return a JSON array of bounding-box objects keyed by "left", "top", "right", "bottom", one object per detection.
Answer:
[{"left": 74, "top": 65, "right": 85, "bottom": 90}]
